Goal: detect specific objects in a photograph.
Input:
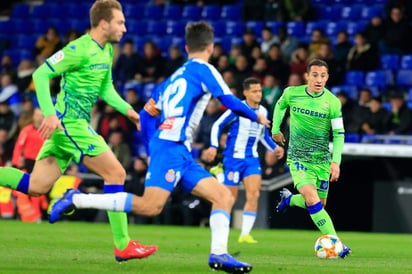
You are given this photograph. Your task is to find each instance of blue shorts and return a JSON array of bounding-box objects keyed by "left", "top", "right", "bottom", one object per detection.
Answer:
[
  {"left": 145, "top": 139, "right": 212, "bottom": 193},
  {"left": 222, "top": 157, "right": 261, "bottom": 186}
]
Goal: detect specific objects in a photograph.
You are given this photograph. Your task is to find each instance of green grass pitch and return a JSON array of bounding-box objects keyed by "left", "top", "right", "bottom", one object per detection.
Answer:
[{"left": 0, "top": 220, "right": 412, "bottom": 274}]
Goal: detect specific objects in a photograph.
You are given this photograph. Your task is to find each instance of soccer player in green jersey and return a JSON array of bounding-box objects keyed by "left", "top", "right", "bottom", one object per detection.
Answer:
[
  {"left": 271, "top": 59, "right": 351, "bottom": 258},
  {"left": 0, "top": 0, "right": 157, "bottom": 261}
]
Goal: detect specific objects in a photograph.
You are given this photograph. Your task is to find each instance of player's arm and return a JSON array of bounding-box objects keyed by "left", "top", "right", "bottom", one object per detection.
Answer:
[
  {"left": 139, "top": 98, "right": 161, "bottom": 156},
  {"left": 330, "top": 99, "right": 345, "bottom": 165},
  {"left": 33, "top": 47, "right": 83, "bottom": 137},
  {"left": 271, "top": 88, "right": 289, "bottom": 146}
]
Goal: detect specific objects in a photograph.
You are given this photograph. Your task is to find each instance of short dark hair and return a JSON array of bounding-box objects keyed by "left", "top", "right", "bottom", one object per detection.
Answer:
[
  {"left": 243, "top": 77, "right": 261, "bottom": 90},
  {"left": 307, "top": 59, "right": 329, "bottom": 72},
  {"left": 185, "top": 21, "right": 214, "bottom": 53}
]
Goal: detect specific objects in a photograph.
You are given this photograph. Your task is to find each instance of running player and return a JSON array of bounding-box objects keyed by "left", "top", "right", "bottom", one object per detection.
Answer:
[
  {"left": 204, "top": 77, "right": 284, "bottom": 244},
  {"left": 0, "top": 0, "right": 157, "bottom": 261},
  {"left": 271, "top": 58, "right": 351, "bottom": 258}
]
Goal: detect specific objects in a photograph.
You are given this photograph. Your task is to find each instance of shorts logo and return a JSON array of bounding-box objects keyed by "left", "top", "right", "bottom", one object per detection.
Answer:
[
  {"left": 165, "top": 169, "right": 176, "bottom": 183},
  {"left": 227, "top": 171, "right": 240, "bottom": 183},
  {"left": 49, "top": 50, "right": 65, "bottom": 65},
  {"left": 320, "top": 180, "right": 329, "bottom": 191}
]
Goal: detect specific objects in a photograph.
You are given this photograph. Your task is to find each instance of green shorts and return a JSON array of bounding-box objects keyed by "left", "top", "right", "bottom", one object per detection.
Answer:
[
  {"left": 36, "top": 119, "right": 109, "bottom": 173},
  {"left": 287, "top": 159, "right": 330, "bottom": 199}
]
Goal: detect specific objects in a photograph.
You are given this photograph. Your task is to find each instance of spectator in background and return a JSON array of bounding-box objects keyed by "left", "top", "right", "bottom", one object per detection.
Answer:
[
  {"left": 124, "top": 88, "right": 145, "bottom": 112},
  {"left": 209, "top": 42, "right": 224, "bottom": 68},
  {"left": 386, "top": 0, "right": 412, "bottom": 23},
  {"left": 346, "top": 32, "right": 380, "bottom": 71},
  {"left": 281, "top": 0, "right": 311, "bottom": 21},
  {"left": 265, "top": 43, "right": 290, "bottom": 85},
  {"left": 17, "top": 94, "right": 36, "bottom": 130},
  {"left": 333, "top": 31, "right": 352, "bottom": 77},
  {"left": 239, "top": 29, "right": 260, "bottom": 58},
  {"left": 32, "top": 26, "right": 62, "bottom": 65},
  {"left": 135, "top": 41, "right": 166, "bottom": 84},
  {"left": 16, "top": 60, "right": 35, "bottom": 92},
  {"left": 262, "top": 74, "right": 283, "bottom": 117},
  {"left": 163, "top": 45, "right": 186, "bottom": 79},
  {"left": 357, "top": 88, "right": 373, "bottom": 108},
  {"left": 287, "top": 73, "right": 304, "bottom": 87},
  {"left": 290, "top": 44, "right": 310, "bottom": 79},
  {"left": 364, "top": 16, "right": 384, "bottom": 48},
  {"left": 231, "top": 55, "right": 252, "bottom": 94},
  {"left": 63, "top": 29, "right": 80, "bottom": 46},
  {"left": 264, "top": 0, "right": 284, "bottom": 21},
  {"left": 361, "top": 96, "right": 391, "bottom": 135},
  {"left": 308, "top": 29, "right": 329, "bottom": 56},
  {"left": 251, "top": 57, "right": 268, "bottom": 83},
  {"left": 216, "top": 54, "right": 230, "bottom": 73},
  {"left": 0, "top": 55, "right": 16, "bottom": 79},
  {"left": 125, "top": 157, "right": 147, "bottom": 197},
  {"left": 97, "top": 104, "right": 130, "bottom": 141},
  {"left": 387, "top": 92, "right": 412, "bottom": 134},
  {"left": 221, "top": 70, "right": 237, "bottom": 96},
  {"left": 194, "top": 98, "right": 223, "bottom": 150},
  {"left": 260, "top": 27, "right": 279, "bottom": 55},
  {"left": 108, "top": 129, "right": 132, "bottom": 170},
  {"left": 228, "top": 44, "right": 242, "bottom": 66},
  {"left": 276, "top": 25, "right": 299, "bottom": 63},
  {"left": 336, "top": 90, "right": 359, "bottom": 133},
  {"left": 315, "top": 43, "right": 342, "bottom": 86},
  {"left": 114, "top": 39, "right": 141, "bottom": 84},
  {"left": 380, "top": 6, "right": 412, "bottom": 54},
  {"left": 0, "top": 73, "right": 18, "bottom": 104}
]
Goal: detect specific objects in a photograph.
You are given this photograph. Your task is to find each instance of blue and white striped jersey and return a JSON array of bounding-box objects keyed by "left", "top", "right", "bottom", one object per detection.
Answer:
[
  {"left": 210, "top": 102, "right": 277, "bottom": 159},
  {"left": 151, "top": 58, "right": 257, "bottom": 149}
]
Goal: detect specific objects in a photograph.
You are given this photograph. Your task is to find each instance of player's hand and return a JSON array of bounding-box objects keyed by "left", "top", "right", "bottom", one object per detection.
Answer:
[
  {"left": 203, "top": 147, "right": 217, "bottom": 163},
  {"left": 330, "top": 162, "right": 340, "bottom": 182},
  {"left": 256, "top": 113, "right": 270, "bottom": 128},
  {"left": 272, "top": 132, "right": 286, "bottom": 146},
  {"left": 127, "top": 108, "right": 141, "bottom": 131},
  {"left": 38, "top": 115, "right": 63, "bottom": 139},
  {"left": 274, "top": 146, "right": 285, "bottom": 159}
]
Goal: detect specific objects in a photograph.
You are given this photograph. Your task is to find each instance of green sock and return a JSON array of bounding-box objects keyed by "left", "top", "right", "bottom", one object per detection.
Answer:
[
  {"left": 107, "top": 211, "right": 130, "bottom": 250},
  {"left": 308, "top": 202, "right": 337, "bottom": 236},
  {"left": 290, "top": 194, "right": 306, "bottom": 208},
  {"left": 0, "top": 167, "right": 28, "bottom": 192}
]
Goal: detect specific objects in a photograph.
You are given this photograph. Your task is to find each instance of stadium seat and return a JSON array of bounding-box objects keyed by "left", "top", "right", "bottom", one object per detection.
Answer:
[
  {"left": 31, "top": 4, "right": 49, "bottom": 19},
  {"left": 127, "top": 20, "right": 148, "bottom": 36},
  {"left": 396, "top": 70, "right": 412, "bottom": 87},
  {"left": 70, "top": 19, "right": 89, "bottom": 33},
  {"left": 12, "top": 19, "right": 33, "bottom": 35},
  {"left": 49, "top": 19, "right": 71, "bottom": 35},
  {"left": 305, "top": 21, "right": 326, "bottom": 36},
  {"left": 361, "top": 5, "right": 385, "bottom": 20},
  {"left": 201, "top": 5, "right": 221, "bottom": 21},
  {"left": 32, "top": 19, "right": 50, "bottom": 34},
  {"left": 345, "top": 133, "right": 360, "bottom": 143},
  {"left": 311, "top": 0, "right": 332, "bottom": 4},
  {"left": 166, "top": 21, "right": 186, "bottom": 36},
  {"left": 364, "top": 70, "right": 393, "bottom": 90},
  {"left": 330, "top": 85, "right": 358, "bottom": 100},
  {"left": 171, "top": 37, "right": 185, "bottom": 51},
  {"left": 408, "top": 88, "right": 412, "bottom": 102},
  {"left": 67, "top": 4, "right": 89, "bottom": 19},
  {"left": 143, "top": 5, "right": 163, "bottom": 20},
  {"left": 380, "top": 54, "right": 400, "bottom": 70},
  {"left": 151, "top": 36, "right": 172, "bottom": 54},
  {"left": 344, "top": 70, "right": 364, "bottom": 86},
  {"left": 210, "top": 21, "right": 226, "bottom": 37},
  {"left": 225, "top": 21, "right": 244, "bottom": 36},
  {"left": 286, "top": 21, "right": 305, "bottom": 37},
  {"left": 146, "top": 21, "right": 167, "bottom": 35},
  {"left": 220, "top": 5, "right": 242, "bottom": 20},
  {"left": 245, "top": 21, "right": 264, "bottom": 36},
  {"left": 123, "top": 3, "right": 145, "bottom": 18},
  {"left": 182, "top": 5, "right": 202, "bottom": 20},
  {"left": 0, "top": 21, "right": 12, "bottom": 35},
  {"left": 340, "top": 5, "right": 363, "bottom": 20},
  {"left": 325, "top": 21, "right": 348, "bottom": 36},
  {"left": 346, "top": 20, "right": 367, "bottom": 36},
  {"left": 265, "top": 21, "right": 283, "bottom": 34},
  {"left": 400, "top": 55, "right": 412, "bottom": 69},
  {"left": 11, "top": 3, "right": 30, "bottom": 18},
  {"left": 13, "top": 34, "right": 37, "bottom": 51},
  {"left": 317, "top": 5, "right": 342, "bottom": 20},
  {"left": 163, "top": 5, "right": 182, "bottom": 20}
]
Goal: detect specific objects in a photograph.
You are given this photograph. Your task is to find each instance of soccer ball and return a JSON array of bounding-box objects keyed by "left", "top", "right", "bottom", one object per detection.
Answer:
[{"left": 314, "top": 234, "right": 343, "bottom": 259}]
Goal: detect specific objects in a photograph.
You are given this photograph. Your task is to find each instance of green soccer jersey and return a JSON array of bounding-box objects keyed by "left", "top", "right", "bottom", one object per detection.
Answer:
[
  {"left": 271, "top": 85, "right": 345, "bottom": 164},
  {"left": 32, "top": 33, "right": 131, "bottom": 122}
]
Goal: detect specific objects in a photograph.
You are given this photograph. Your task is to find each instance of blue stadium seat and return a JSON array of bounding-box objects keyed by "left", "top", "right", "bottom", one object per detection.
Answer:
[
  {"left": 345, "top": 133, "right": 360, "bottom": 143},
  {"left": 143, "top": 5, "right": 163, "bottom": 20},
  {"left": 163, "top": 5, "right": 182, "bottom": 20},
  {"left": 123, "top": 3, "right": 145, "bottom": 18},
  {"left": 13, "top": 34, "right": 37, "bottom": 51},
  {"left": 340, "top": 5, "right": 363, "bottom": 20},
  {"left": 361, "top": 5, "right": 385, "bottom": 20},
  {"left": 166, "top": 21, "right": 186, "bottom": 36},
  {"left": 225, "top": 21, "right": 244, "bottom": 36},
  {"left": 70, "top": 19, "right": 89, "bottom": 33},
  {"left": 311, "top": 0, "right": 332, "bottom": 4},
  {"left": 49, "top": 19, "right": 71, "bottom": 35},
  {"left": 12, "top": 19, "right": 33, "bottom": 34},
  {"left": 31, "top": 5, "right": 49, "bottom": 19},
  {"left": 210, "top": 21, "right": 226, "bottom": 37},
  {"left": 305, "top": 21, "right": 326, "bottom": 36},
  {"left": 32, "top": 19, "right": 50, "bottom": 34},
  {"left": 127, "top": 20, "right": 148, "bottom": 36},
  {"left": 317, "top": 5, "right": 342, "bottom": 20},
  {"left": 151, "top": 36, "right": 172, "bottom": 54},
  {"left": 67, "top": 4, "right": 90, "bottom": 19},
  {"left": 220, "top": 5, "right": 242, "bottom": 20},
  {"left": 171, "top": 37, "right": 185, "bottom": 51},
  {"left": 146, "top": 20, "right": 167, "bottom": 35},
  {"left": 380, "top": 54, "right": 400, "bottom": 70},
  {"left": 396, "top": 70, "right": 412, "bottom": 87},
  {"left": 346, "top": 20, "right": 367, "bottom": 36},
  {"left": 400, "top": 55, "right": 412, "bottom": 69},
  {"left": 265, "top": 21, "right": 283, "bottom": 34},
  {"left": 330, "top": 85, "right": 358, "bottom": 100},
  {"left": 245, "top": 21, "right": 264, "bottom": 36},
  {"left": 344, "top": 70, "right": 364, "bottom": 86},
  {"left": 201, "top": 5, "right": 221, "bottom": 21},
  {"left": 182, "top": 5, "right": 202, "bottom": 20},
  {"left": 325, "top": 21, "right": 348, "bottom": 36},
  {"left": 408, "top": 88, "right": 412, "bottom": 102},
  {"left": 11, "top": 3, "right": 30, "bottom": 18},
  {"left": 286, "top": 21, "right": 305, "bottom": 37},
  {"left": 364, "top": 70, "right": 393, "bottom": 90},
  {"left": 0, "top": 21, "right": 13, "bottom": 35},
  {"left": 48, "top": 4, "right": 69, "bottom": 19}
]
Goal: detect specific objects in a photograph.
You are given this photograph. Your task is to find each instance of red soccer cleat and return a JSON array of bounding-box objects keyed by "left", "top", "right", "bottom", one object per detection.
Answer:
[{"left": 114, "top": 240, "right": 158, "bottom": 262}]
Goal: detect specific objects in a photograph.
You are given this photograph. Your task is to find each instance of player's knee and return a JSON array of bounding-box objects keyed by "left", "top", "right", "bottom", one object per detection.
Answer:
[
  {"left": 138, "top": 203, "right": 164, "bottom": 217},
  {"left": 27, "top": 181, "right": 49, "bottom": 196},
  {"left": 104, "top": 167, "right": 127, "bottom": 183}
]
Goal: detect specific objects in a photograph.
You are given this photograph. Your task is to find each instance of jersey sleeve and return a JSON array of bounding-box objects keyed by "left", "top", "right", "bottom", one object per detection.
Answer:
[
  {"left": 210, "top": 109, "right": 236, "bottom": 148},
  {"left": 330, "top": 97, "right": 345, "bottom": 164},
  {"left": 259, "top": 107, "right": 277, "bottom": 150},
  {"left": 271, "top": 87, "right": 290, "bottom": 134},
  {"left": 33, "top": 44, "right": 86, "bottom": 116}
]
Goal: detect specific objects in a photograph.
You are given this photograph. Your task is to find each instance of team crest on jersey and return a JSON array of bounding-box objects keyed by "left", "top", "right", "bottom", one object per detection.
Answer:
[
  {"left": 323, "top": 101, "right": 330, "bottom": 108},
  {"left": 165, "top": 169, "right": 176, "bottom": 183},
  {"left": 298, "top": 170, "right": 305, "bottom": 177},
  {"left": 49, "top": 50, "right": 65, "bottom": 65}
]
